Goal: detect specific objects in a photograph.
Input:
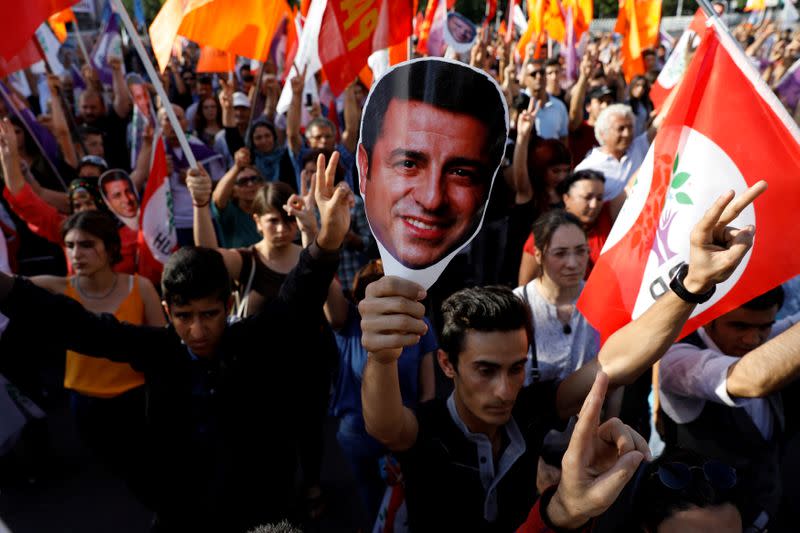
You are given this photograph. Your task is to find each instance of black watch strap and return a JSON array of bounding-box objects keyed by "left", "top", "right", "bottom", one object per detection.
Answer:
[{"left": 669, "top": 263, "right": 716, "bottom": 304}]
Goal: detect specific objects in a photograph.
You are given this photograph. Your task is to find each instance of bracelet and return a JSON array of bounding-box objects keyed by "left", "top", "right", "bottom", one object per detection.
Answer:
[
  {"left": 669, "top": 263, "right": 716, "bottom": 304},
  {"left": 193, "top": 199, "right": 210, "bottom": 208}
]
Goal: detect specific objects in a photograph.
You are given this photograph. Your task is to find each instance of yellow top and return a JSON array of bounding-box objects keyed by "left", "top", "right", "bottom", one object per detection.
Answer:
[{"left": 63, "top": 275, "right": 146, "bottom": 398}]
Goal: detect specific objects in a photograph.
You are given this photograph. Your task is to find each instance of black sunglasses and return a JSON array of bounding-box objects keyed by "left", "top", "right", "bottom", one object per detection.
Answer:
[
  {"left": 653, "top": 460, "right": 737, "bottom": 491},
  {"left": 235, "top": 175, "right": 263, "bottom": 186}
]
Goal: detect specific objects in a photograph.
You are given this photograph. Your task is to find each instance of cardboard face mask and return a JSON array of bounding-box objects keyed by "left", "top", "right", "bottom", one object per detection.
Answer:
[
  {"left": 357, "top": 57, "right": 509, "bottom": 289},
  {"left": 444, "top": 12, "right": 478, "bottom": 53},
  {"left": 99, "top": 169, "right": 140, "bottom": 230}
]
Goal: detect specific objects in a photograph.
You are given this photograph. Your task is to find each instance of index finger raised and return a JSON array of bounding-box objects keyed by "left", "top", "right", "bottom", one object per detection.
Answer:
[
  {"left": 715, "top": 180, "right": 767, "bottom": 231},
  {"left": 572, "top": 371, "right": 609, "bottom": 446}
]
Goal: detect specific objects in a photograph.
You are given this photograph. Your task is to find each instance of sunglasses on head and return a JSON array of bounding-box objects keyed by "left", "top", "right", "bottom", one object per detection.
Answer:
[
  {"left": 235, "top": 175, "right": 262, "bottom": 186},
  {"left": 653, "top": 460, "right": 737, "bottom": 491}
]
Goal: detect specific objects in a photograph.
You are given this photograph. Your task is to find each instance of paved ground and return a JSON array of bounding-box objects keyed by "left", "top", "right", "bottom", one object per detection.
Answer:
[{"left": 0, "top": 402, "right": 365, "bottom": 533}]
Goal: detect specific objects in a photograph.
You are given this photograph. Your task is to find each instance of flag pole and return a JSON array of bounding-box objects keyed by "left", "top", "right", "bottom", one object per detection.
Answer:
[
  {"left": 108, "top": 0, "right": 198, "bottom": 169},
  {"left": 244, "top": 59, "right": 267, "bottom": 149},
  {"left": 72, "top": 16, "right": 92, "bottom": 68}
]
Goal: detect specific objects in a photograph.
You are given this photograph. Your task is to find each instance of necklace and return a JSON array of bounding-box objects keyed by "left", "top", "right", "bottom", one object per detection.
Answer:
[{"left": 76, "top": 273, "right": 118, "bottom": 300}]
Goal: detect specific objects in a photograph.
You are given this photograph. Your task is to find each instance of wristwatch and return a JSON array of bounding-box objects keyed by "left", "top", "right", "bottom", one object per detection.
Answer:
[{"left": 669, "top": 263, "right": 716, "bottom": 304}]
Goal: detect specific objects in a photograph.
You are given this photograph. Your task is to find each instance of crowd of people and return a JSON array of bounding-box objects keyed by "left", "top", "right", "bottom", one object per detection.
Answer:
[{"left": 1, "top": 5, "right": 800, "bottom": 532}]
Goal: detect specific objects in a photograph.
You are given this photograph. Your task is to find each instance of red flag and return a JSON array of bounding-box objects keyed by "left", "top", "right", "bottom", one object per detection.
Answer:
[
  {"left": 0, "top": 40, "right": 44, "bottom": 78},
  {"left": 579, "top": 24, "right": 800, "bottom": 342},
  {"left": 318, "top": 0, "right": 413, "bottom": 95},
  {"left": 138, "top": 139, "right": 177, "bottom": 285},
  {"left": 650, "top": 9, "right": 706, "bottom": 112},
  {"left": 0, "top": 0, "right": 78, "bottom": 60}
]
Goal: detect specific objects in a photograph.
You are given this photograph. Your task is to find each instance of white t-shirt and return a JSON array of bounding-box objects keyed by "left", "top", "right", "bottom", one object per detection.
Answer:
[{"left": 574, "top": 133, "right": 650, "bottom": 201}]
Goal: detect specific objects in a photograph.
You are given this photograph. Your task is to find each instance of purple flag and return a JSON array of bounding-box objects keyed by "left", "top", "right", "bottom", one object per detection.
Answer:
[
  {"left": 775, "top": 58, "right": 800, "bottom": 111},
  {"left": 562, "top": 7, "right": 578, "bottom": 84},
  {"left": 0, "top": 81, "right": 59, "bottom": 165},
  {"left": 91, "top": 14, "right": 124, "bottom": 86}
]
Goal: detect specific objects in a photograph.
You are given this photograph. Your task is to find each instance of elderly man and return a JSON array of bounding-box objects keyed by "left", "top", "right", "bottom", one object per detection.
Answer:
[{"left": 574, "top": 103, "right": 657, "bottom": 201}]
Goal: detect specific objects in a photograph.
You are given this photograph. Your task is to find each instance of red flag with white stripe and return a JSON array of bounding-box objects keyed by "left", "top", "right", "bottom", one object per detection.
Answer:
[
  {"left": 137, "top": 137, "right": 177, "bottom": 285},
  {"left": 579, "top": 22, "right": 800, "bottom": 342}
]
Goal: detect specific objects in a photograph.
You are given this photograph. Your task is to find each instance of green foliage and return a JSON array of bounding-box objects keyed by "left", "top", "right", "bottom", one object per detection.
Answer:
[{"left": 120, "top": 0, "right": 165, "bottom": 26}]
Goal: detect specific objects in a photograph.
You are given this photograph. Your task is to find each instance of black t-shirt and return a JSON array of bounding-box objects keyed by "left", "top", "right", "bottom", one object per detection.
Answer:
[
  {"left": 85, "top": 107, "right": 131, "bottom": 171},
  {"left": 398, "top": 381, "right": 566, "bottom": 532}
]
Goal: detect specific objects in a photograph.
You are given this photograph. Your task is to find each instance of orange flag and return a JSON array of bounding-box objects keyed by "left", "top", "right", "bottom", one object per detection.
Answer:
[
  {"left": 564, "top": 0, "right": 592, "bottom": 39},
  {"left": 196, "top": 46, "right": 235, "bottom": 73},
  {"left": 544, "top": 0, "right": 566, "bottom": 43},
  {"left": 149, "top": 0, "right": 290, "bottom": 72},
  {"left": 615, "top": 0, "right": 661, "bottom": 82},
  {"left": 516, "top": 0, "right": 544, "bottom": 58},
  {"left": 48, "top": 7, "right": 75, "bottom": 43}
]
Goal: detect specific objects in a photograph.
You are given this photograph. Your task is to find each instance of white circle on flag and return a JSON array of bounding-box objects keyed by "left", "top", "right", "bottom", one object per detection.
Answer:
[{"left": 627, "top": 127, "right": 755, "bottom": 320}]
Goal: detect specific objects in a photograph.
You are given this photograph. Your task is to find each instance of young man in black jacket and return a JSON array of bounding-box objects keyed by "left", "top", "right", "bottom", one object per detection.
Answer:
[{"left": 0, "top": 154, "right": 353, "bottom": 532}]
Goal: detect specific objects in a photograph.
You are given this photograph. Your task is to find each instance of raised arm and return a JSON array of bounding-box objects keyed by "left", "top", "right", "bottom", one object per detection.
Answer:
[
  {"left": 186, "top": 165, "right": 244, "bottom": 279},
  {"left": 341, "top": 82, "right": 362, "bottom": 154},
  {"left": 511, "top": 99, "right": 537, "bottom": 205},
  {"left": 555, "top": 182, "right": 768, "bottom": 419},
  {"left": 212, "top": 148, "right": 249, "bottom": 210},
  {"left": 219, "top": 79, "right": 235, "bottom": 129},
  {"left": 0, "top": 118, "right": 26, "bottom": 195},
  {"left": 569, "top": 53, "right": 594, "bottom": 133},
  {"left": 45, "top": 74, "right": 79, "bottom": 169},
  {"left": 286, "top": 67, "right": 307, "bottom": 155},
  {"left": 130, "top": 125, "right": 154, "bottom": 191},
  {"left": 360, "top": 276, "right": 428, "bottom": 451},
  {"left": 109, "top": 57, "right": 132, "bottom": 119},
  {"left": 727, "top": 321, "right": 800, "bottom": 398}
]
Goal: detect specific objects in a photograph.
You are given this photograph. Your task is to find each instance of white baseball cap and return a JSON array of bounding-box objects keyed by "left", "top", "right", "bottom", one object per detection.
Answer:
[{"left": 232, "top": 92, "right": 250, "bottom": 108}]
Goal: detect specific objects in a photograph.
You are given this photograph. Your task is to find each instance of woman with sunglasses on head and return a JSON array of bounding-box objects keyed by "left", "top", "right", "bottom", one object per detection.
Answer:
[
  {"left": 188, "top": 154, "right": 349, "bottom": 519},
  {"left": 27, "top": 210, "right": 165, "bottom": 498}
]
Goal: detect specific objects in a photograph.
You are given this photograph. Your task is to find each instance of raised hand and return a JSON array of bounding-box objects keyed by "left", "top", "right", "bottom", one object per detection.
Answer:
[
  {"left": 0, "top": 118, "right": 19, "bottom": 168},
  {"left": 284, "top": 167, "right": 318, "bottom": 238},
  {"left": 516, "top": 96, "right": 539, "bottom": 139},
  {"left": 218, "top": 78, "right": 234, "bottom": 109},
  {"left": 290, "top": 64, "right": 307, "bottom": 96},
  {"left": 359, "top": 276, "right": 428, "bottom": 363},
  {"left": 186, "top": 166, "right": 212, "bottom": 207},
  {"left": 684, "top": 181, "right": 767, "bottom": 293},
  {"left": 314, "top": 151, "right": 352, "bottom": 250},
  {"left": 234, "top": 147, "right": 251, "bottom": 169},
  {"left": 547, "top": 372, "right": 650, "bottom": 529}
]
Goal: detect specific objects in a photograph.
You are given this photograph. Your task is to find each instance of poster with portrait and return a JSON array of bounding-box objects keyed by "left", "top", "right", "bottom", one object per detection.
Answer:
[
  {"left": 99, "top": 169, "right": 140, "bottom": 230},
  {"left": 357, "top": 57, "right": 509, "bottom": 289},
  {"left": 444, "top": 12, "right": 478, "bottom": 54}
]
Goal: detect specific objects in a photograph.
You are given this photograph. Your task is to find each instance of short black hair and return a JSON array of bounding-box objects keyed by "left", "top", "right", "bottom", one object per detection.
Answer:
[
  {"left": 531, "top": 209, "right": 585, "bottom": 256},
  {"left": 61, "top": 210, "right": 122, "bottom": 265},
  {"left": 440, "top": 286, "right": 532, "bottom": 369},
  {"left": 79, "top": 125, "right": 104, "bottom": 139},
  {"left": 360, "top": 59, "right": 507, "bottom": 180},
  {"left": 742, "top": 285, "right": 784, "bottom": 311},
  {"left": 161, "top": 247, "right": 231, "bottom": 308},
  {"left": 544, "top": 58, "right": 561, "bottom": 68},
  {"left": 633, "top": 448, "right": 742, "bottom": 532},
  {"left": 555, "top": 169, "right": 606, "bottom": 197}
]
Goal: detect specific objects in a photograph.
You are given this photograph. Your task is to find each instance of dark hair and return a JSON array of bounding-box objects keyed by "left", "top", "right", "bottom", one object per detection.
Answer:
[
  {"left": 360, "top": 59, "right": 507, "bottom": 179},
  {"left": 642, "top": 49, "right": 657, "bottom": 58},
  {"left": 8, "top": 115, "right": 38, "bottom": 156},
  {"left": 79, "top": 125, "right": 104, "bottom": 144},
  {"left": 555, "top": 169, "right": 606, "bottom": 197},
  {"left": 61, "top": 210, "right": 122, "bottom": 265},
  {"left": 526, "top": 138, "right": 572, "bottom": 213},
  {"left": 742, "top": 286, "right": 785, "bottom": 311},
  {"left": 68, "top": 178, "right": 105, "bottom": 213},
  {"left": 352, "top": 259, "right": 384, "bottom": 304},
  {"left": 440, "top": 286, "right": 532, "bottom": 368},
  {"left": 193, "top": 95, "right": 222, "bottom": 134},
  {"left": 161, "top": 246, "right": 231, "bottom": 308},
  {"left": 544, "top": 58, "right": 561, "bottom": 69},
  {"left": 248, "top": 118, "right": 278, "bottom": 153},
  {"left": 633, "top": 448, "right": 742, "bottom": 532},
  {"left": 251, "top": 181, "right": 295, "bottom": 221},
  {"left": 300, "top": 148, "right": 345, "bottom": 185},
  {"left": 531, "top": 210, "right": 585, "bottom": 256}
]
